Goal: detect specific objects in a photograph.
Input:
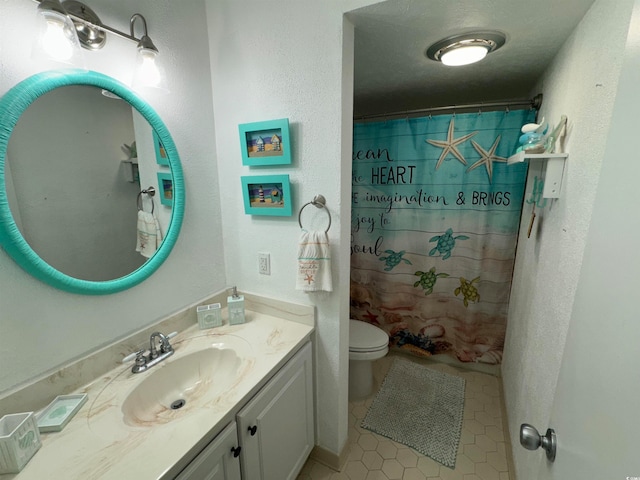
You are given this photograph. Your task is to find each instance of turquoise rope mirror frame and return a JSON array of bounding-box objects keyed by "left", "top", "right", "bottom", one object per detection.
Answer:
[{"left": 0, "top": 70, "right": 184, "bottom": 295}]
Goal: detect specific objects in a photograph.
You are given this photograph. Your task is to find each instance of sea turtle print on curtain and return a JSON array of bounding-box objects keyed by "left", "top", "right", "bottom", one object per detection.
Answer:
[{"left": 350, "top": 110, "right": 534, "bottom": 364}]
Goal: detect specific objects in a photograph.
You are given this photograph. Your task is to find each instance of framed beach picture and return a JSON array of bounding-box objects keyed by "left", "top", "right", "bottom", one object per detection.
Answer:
[
  {"left": 157, "top": 172, "right": 173, "bottom": 206},
  {"left": 241, "top": 174, "right": 292, "bottom": 216},
  {"left": 238, "top": 118, "right": 291, "bottom": 166},
  {"left": 154, "top": 130, "right": 169, "bottom": 166}
]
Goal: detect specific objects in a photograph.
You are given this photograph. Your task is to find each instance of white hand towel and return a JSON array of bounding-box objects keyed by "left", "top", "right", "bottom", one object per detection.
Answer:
[
  {"left": 136, "top": 210, "right": 162, "bottom": 258},
  {"left": 296, "top": 230, "right": 332, "bottom": 292}
]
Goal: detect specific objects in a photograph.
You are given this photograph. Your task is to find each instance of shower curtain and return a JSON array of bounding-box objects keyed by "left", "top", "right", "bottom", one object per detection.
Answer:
[{"left": 350, "top": 109, "right": 534, "bottom": 365}]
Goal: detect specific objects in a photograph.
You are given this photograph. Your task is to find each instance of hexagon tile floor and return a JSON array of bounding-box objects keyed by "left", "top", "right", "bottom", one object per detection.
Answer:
[{"left": 297, "top": 352, "right": 513, "bottom": 480}]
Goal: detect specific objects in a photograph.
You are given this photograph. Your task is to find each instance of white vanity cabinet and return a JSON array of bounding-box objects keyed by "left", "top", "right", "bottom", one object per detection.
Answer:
[
  {"left": 237, "top": 341, "right": 314, "bottom": 479},
  {"left": 175, "top": 421, "right": 242, "bottom": 480},
  {"left": 175, "top": 341, "right": 314, "bottom": 480}
]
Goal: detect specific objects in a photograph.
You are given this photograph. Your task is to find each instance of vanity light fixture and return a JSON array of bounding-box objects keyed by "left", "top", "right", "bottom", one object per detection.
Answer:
[
  {"left": 426, "top": 31, "right": 506, "bottom": 67},
  {"left": 34, "top": 0, "right": 167, "bottom": 91}
]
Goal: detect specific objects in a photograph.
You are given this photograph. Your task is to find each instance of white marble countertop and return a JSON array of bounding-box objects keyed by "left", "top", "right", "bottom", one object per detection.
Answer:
[{"left": 1, "top": 312, "right": 313, "bottom": 480}]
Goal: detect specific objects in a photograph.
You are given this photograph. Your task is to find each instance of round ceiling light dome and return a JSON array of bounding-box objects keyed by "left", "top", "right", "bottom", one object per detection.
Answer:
[{"left": 426, "top": 31, "right": 506, "bottom": 67}]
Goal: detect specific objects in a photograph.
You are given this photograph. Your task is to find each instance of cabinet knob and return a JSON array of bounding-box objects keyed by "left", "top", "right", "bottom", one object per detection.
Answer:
[
  {"left": 231, "top": 446, "right": 242, "bottom": 458},
  {"left": 248, "top": 425, "right": 257, "bottom": 436}
]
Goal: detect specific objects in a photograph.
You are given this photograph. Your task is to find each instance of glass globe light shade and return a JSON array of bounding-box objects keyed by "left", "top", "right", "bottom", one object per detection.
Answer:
[
  {"left": 33, "top": 9, "right": 84, "bottom": 66},
  {"left": 132, "top": 47, "right": 168, "bottom": 93}
]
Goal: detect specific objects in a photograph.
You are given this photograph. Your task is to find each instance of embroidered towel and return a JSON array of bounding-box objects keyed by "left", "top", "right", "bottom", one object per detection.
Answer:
[
  {"left": 296, "top": 230, "right": 332, "bottom": 292},
  {"left": 136, "top": 210, "right": 162, "bottom": 258}
]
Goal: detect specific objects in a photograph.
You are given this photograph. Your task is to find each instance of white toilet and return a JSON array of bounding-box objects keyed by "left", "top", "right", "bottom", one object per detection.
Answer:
[{"left": 349, "top": 319, "right": 389, "bottom": 400}]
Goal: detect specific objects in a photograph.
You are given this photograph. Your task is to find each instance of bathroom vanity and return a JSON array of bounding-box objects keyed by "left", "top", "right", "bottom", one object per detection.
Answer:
[
  {"left": 0, "top": 302, "right": 314, "bottom": 480},
  {"left": 176, "top": 342, "right": 313, "bottom": 479}
]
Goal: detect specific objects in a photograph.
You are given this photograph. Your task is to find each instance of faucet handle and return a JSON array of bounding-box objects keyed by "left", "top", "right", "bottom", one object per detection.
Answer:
[
  {"left": 122, "top": 349, "right": 146, "bottom": 364},
  {"left": 161, "top": 332, "right": 178, "bottom": 352},
  {"left": 160, "top": 331, "right": 178, "bottom": 347}
]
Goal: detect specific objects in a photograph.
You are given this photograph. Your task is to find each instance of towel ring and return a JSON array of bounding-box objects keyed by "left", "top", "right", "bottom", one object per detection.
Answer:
[
  {"left": 298, "top": 194, "right": 331, "bottom": 233},
  {"left": 137, "top": 186, "right": 155, "bottom": 214}
]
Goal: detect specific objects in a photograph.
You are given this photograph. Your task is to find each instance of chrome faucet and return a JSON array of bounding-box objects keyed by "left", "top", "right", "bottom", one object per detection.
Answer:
[
  {"left": 124, "top": 331, "right": 176, "bottom": 374},
  {"left": 149, "top": 332, "right": 172, "bottom": 359}
]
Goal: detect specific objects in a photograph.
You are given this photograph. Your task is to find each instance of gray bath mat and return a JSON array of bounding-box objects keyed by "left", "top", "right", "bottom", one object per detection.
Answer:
[{"left": 361, "top": 356, "right": 465, "bottom": 468}]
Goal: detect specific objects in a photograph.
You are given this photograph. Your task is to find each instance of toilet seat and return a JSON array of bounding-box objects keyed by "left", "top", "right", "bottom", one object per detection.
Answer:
[{"left": 349, "top": 319, "right": 389, "bottom": 352}]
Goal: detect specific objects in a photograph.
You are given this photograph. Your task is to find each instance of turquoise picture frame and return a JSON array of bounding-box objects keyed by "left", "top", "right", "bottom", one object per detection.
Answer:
[
  {"left": 239, "top": 118, "right": 291, "bottom": 166},
  {"left": 0, "top": 70, "right": 185, "bottom": 295},
  {"left": 157, "top": 172, "right": 173, "bottom": 206},
  {"left": 241, "top": 175, "right": 292, "bottom": 216},
  {"left": 154, "top": 130, "right": 169, "bottom": 166}
]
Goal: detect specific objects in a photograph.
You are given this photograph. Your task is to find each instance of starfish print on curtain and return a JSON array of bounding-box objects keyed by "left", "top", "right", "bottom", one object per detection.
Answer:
[
  {"left": 467, "top": 135, "right": 507, "bottom": 183},
  {"left": 426, "top": 118, "right": 478, "bottom": 170}
]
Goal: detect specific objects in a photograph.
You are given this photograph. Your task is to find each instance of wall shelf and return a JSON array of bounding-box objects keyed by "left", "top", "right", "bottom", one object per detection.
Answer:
[
  {"left": 507, "top": 152, "right": 568, "bottom": 198},
  {"left": 121, "top": 159, "right": 139, "bottom": 183}
]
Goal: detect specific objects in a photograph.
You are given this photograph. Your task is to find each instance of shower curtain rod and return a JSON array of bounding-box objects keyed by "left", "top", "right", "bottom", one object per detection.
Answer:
[{"left": 355, "top": 93, "right": 543, "bottom": 122}]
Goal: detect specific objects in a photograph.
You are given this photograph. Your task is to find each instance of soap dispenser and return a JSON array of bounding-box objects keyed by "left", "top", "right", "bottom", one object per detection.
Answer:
[{"left": 227, "top": 286, "right": 246, "bottom": 325}]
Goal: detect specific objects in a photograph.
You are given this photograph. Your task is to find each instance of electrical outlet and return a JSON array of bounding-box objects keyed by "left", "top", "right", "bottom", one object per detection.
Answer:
[{"left": 258, "top": 252, "right": 270, "bottom": 275}]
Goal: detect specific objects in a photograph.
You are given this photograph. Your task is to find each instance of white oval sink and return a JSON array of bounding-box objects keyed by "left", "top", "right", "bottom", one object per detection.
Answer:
[{"left": 119, "top": 336, "right": 252, "bottom": 428}]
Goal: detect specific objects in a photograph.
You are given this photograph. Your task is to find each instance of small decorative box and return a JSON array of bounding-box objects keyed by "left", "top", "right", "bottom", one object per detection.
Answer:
[
  {"left": 197, "top": 303, "right": 223, "bottom": 329},
  {"left": 0, "top": 412, "right": 41, "bottom": 474}
]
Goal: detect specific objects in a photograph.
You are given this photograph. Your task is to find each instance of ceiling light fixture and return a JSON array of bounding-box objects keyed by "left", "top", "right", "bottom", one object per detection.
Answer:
[
  {"left": 426, "top": 31, "right": 506, "bottom": 67},
  {"left": 34, "top": 0, "right": 167, "bottom": 91}
]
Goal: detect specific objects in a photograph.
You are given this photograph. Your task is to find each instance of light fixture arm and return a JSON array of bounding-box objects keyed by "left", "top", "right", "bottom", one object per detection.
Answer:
[
  {"left": 68, "top": 12, "right": 136, "bottom": 43},
  {"left": 34, "top": 0, "right": 158, "bottom": 52},
  {"left": 130, "top": 13, "right": 158, "bottom": 53}
]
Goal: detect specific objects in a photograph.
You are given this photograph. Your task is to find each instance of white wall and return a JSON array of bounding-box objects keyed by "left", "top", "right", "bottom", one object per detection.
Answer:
[
  {"left": 502, "top": 0, "right": 634, "bottom": 476},
  {"left": 205, "top": 0, "right": 375, "bottom": 458},
  {"left": 539, "top": 5, "right": 640, "bottom": 474},
  {"left": 0, "top": 0, "right": 225, "bottom": 393}
]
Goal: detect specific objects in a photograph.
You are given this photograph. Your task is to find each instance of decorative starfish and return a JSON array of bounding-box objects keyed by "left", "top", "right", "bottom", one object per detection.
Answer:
[
  {"left": 304, "top": 273, "right": 315, "bottom": 285},
  {"left": 426, "top": 119, "right": 478, "bottom": 170},
  {"left": 467, "top": 136, "right": 507, "bottom": 183}
]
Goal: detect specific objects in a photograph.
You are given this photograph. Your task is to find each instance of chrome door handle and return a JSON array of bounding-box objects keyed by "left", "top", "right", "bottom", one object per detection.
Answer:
[{"left": 520, "top": 423, "right": 557, "bottom": 462}]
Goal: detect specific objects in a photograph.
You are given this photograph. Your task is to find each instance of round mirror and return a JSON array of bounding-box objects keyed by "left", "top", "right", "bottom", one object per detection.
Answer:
[{"left": 0, "top": 70, "right": 184, "bottom": 294}]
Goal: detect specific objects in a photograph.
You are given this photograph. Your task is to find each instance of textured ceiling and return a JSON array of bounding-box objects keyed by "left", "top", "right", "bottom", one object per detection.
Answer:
[{"left": 349, "top": 0, "right": 596, "bottom": 118}]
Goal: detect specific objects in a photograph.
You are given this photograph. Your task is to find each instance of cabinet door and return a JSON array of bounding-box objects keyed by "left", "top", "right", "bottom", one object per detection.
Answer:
[
  {"left": 175, "top": 421, "right": 242, "bottom": 480},
  {"left": 237, "top": 342, "right": 314, "bottom": 480}
]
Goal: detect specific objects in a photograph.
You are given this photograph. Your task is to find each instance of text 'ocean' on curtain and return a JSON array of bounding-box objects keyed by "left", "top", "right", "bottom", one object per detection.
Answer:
[{"left": 350, "top": 109, "right": 535, "bottom": 365}]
